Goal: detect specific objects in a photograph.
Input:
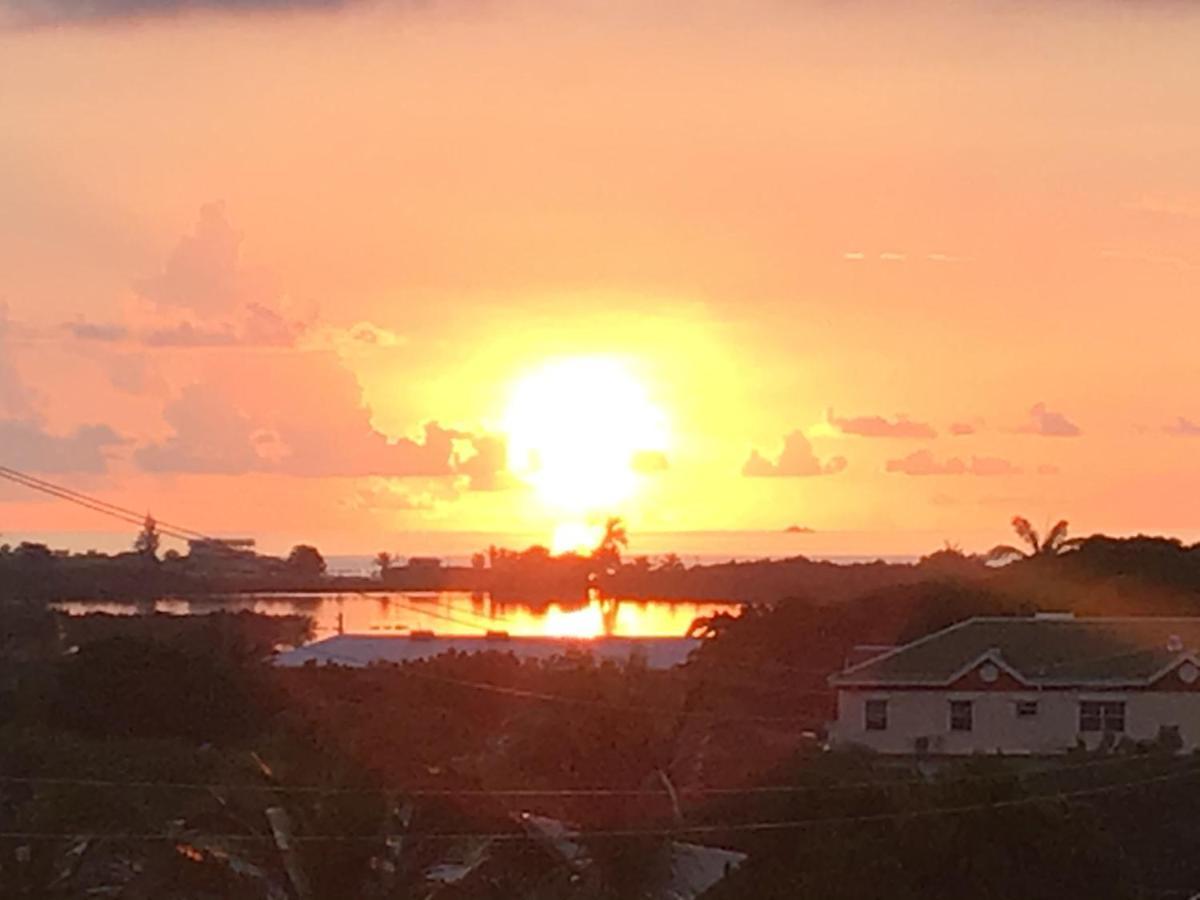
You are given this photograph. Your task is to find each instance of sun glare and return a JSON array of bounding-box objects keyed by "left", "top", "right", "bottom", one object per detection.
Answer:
[{"left": 503, "top": 356, "right": 669, "bottom": 522}]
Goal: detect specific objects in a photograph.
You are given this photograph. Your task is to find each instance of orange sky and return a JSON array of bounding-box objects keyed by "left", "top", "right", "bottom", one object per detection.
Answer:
[{"left": 2, "top": 0, "right": 1200, "bottom": 556}]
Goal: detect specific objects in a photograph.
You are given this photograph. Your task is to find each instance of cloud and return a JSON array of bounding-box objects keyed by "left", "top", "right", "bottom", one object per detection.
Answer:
[
  {"left": 0, "top": 307, "right": 37, "bottom": 419},
  {"left": 133, "top": 351, "right": 506, "bottom": 484},
  {"left": 143, "top": 322, "right": 241, "bottom": 348},
  {"left": 630, "top": 449, "right": 669, "bottom": 474},
  {"left": 453, "top": 433, "right": 515, "bottom": 491},
  {"left": 1, "top": 306, "right": 126, "bottom": 472},
  {"left": 3, "top": 0, "right": 355, "bottom": 27},
  {"left": 63, "top": 205, "right": 312, "bottom": 352},
  {"left": 342, "top": 479, "right": 441, "bottom": 513},
  {"left": 743, "top": 431, "right": 846, "bottom": 478},
  {"left": 1017, "top": 402, "right": 1081, "bottom": 437},
  {"left": 1165, "top": 417, "right": 1200, "bottom": 437},
  {"left": 63, "top": 320, "right": 129, "bottom": 342},
  {"left": 0, "top": 420, "right": 125, "bottom": 474},
  {"left": 107, "top": 354, "right": 164, "bottom": 395},
  {"left": 135, "top": 202, "right": 254, "bottom": 315},
  {"left": 948, "top": 421, "right": 977, "bottom": 436},
  {"left": 67, "top": 306, "right": 308, "bottom": 350},
  {"left": 828, "top": 409, "right": 937, "bottom": 439},
  {"left": 885, "top": 450, "right": 1020, "bottom": 477}
]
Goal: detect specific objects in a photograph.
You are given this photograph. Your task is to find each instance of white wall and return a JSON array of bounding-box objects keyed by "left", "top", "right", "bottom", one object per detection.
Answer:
[{"left": 830, "top": 689, "right": 1200, "bottom": 755}]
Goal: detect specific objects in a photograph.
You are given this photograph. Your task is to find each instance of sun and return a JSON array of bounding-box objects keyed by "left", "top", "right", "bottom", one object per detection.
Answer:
[{"left": 502, "top": 356, "right": 669, "bottom": 534}]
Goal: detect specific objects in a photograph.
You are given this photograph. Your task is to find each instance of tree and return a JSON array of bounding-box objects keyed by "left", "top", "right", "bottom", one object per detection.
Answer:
[
  {"left": 374, "top": 551, "right": 393, "bottom": 577},
  {"left": 287, "top": 544, "right": 326, "bottom": 579},
  {"left": 134, "top": 513, "right": 160, "bottom": 560},
  {"left": 592, "top": 516, "right": 629, "bottom": 569},
  {"left": 988, "top": 516, "right": 1081, "bottom": 563}
]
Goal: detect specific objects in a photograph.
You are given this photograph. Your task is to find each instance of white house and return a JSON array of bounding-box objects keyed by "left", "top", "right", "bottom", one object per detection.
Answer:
[{"left": 828, "top": 614, "right": 1200, "bottom": 755}]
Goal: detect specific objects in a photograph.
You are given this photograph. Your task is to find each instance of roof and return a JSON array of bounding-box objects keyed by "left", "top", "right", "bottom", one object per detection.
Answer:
[
  {"left": 830, "top": 616, "right": 1200, "bottom": 688},
  {"left": 274, "top": 634, "right": 700, "bottom": 670}
]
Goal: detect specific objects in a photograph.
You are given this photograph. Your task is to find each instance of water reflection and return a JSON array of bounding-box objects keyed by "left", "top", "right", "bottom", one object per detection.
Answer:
[{"left": 53, "top": 591, "right": 741, "bottom": 640}]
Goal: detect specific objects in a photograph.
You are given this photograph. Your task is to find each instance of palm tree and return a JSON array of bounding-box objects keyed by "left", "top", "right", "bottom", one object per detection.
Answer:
[
  {"left": 593, "top": 516, "right": 628, "bottom": 564},
  {"left": 988, "top": 516, "right": 1081, "bottom": 563}
]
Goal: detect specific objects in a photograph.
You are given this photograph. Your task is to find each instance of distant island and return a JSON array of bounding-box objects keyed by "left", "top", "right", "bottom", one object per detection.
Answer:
[{"left": 784, "top": 524, "right": 815, "bottom": 534}]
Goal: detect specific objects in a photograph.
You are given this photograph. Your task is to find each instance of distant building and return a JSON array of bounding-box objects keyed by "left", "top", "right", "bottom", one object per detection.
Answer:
[
  {"left": 406, "top": 556, "right": 443, "bottom": 569},
  {"left": 186, "top": 538, "right": 256, "bottom": 558},
  {"left": 829, "top": 614, "right": 1200, "bottom": 755},
  {"left": 185, "top": 538, "right": 266, "bottom": 577}
]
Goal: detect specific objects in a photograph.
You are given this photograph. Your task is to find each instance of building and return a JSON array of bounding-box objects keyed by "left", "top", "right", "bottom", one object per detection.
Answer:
[
  {"left": 828, "top": 614, "right": 1200, "bottom": 755},
  {"left": 274, "top": 633, "right": 700, "bottom": 670}
]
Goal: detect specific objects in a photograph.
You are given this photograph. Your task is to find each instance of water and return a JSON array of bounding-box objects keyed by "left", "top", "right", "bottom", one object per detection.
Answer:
[{"left": 53, "top": 591, "right": 742, "bottom": 640}]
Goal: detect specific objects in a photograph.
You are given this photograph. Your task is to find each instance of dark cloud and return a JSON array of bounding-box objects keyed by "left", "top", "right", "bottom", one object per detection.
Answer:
[
  {"left": 885, "top": 449, "right": 1020, "bottom": 476},
  {"left": 743, "top": 431, "right": 846, "bottom": 478},
  {"left": 1017, "top": 402, "right": 1081, "bottom": 437},
  {"left": 828, "top": 409, "right": 937, "bottom": 439},
  {"left": 3, "top": 0, "right": 355, "bottom": 26},
  {"left": 1164, "top": 417, "right": 1200, "bottom": 437}
]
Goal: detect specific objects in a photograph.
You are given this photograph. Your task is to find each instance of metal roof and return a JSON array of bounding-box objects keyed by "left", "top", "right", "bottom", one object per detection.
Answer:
[{"left": 274, "top": 634, "right": 701, "bottom": 670}]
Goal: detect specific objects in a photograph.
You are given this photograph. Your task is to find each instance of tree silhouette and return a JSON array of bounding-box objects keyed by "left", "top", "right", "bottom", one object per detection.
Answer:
[
  {"left": 988, "top": 516, "right": 1081, "bottom": 563},
  {"left": 287, "top": 544, "right": 326, "bottom": 579},
  {"left": 374, "top": 551, "right": 393, "bottom": 576},
  {"left": 592, "top": 516, "right": 629, "bottom": 569},
  {"left": 134, "top": 514, "right": 160, "bottom": 560}
]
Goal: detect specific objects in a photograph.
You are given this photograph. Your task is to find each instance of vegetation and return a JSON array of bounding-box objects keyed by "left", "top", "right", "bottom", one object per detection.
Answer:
[
  {"left": 988, "top": 515, "right": 1081, "bottom": 563},
  {"left": 14, "top": 526, "right": 1200, "bottom": 893}
]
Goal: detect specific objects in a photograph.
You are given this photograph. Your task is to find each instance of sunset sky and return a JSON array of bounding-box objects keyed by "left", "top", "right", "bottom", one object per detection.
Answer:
[{"left": 3, "top": 0, "right": 1200, "bottom": 557}]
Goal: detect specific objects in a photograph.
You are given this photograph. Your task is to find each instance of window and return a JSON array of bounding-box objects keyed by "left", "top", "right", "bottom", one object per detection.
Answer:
[
  {"left": 1016, "top": 700, "right": 1039, "bottom": 719},
  {"left": 865, "top": 699, "right": 888, "bottom": 731},
  {"left": 949, "top": 700, "right": 973, "bottom": 732},
  {"left": 1079, "top": 700, "right": 1125, "bottom": 733}
]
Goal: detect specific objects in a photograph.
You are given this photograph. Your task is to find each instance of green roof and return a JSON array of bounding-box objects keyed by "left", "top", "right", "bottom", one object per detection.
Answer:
[{"left": 830, "top": 616, "right": 1200, "bottom": 687}]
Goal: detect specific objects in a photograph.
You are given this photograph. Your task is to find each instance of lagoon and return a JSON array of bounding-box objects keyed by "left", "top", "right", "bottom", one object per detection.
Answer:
[{"left": 53, "top": 591, "right": 741, "bottom": 641}]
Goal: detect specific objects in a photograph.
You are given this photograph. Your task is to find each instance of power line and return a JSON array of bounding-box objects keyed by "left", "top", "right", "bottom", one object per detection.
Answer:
[
  {"left": 287, "top": 644, "right": 831, "bottom": 718},
  {"left": 2, "top": 760, "right": 1196, "bottom": 843},
  {"left": 0, "top": 464, "right": 209, "bottom": 542},
  {"left": 0, "top": 745, "right": 1165, "bottom": 799}
]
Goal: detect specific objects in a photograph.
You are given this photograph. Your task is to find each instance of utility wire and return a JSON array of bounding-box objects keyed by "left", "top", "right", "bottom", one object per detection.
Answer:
[
  {"left": 0, "top": 464, "right": 209, "bottom": 542},
  {"left": 1, "top": 759, "right": 1196, "bottom": 843},
  {"left": 286, "top": 644, "right": 833, "bottom": 715},
  {"left": 0, "top": 743, "right": 1166, "bottom": 799}
]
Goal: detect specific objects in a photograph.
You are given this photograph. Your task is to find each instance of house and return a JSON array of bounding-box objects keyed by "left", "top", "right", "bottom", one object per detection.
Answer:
[{"left": 828, "top": 613, "right": 1200, "bottom": 755}]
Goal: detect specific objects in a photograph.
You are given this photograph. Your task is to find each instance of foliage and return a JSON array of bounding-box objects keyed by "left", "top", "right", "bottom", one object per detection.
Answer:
[
  {"left": 988, "top": 516, "right": 1082, "bottom": 563},
  {"left": 287, "top": 544, "right": 327, "bottom": 578},
  {"left": 133, "top": 513, "right": 161, "bottom": 560}
]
